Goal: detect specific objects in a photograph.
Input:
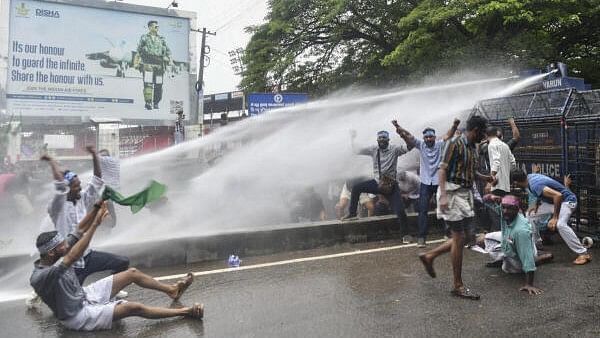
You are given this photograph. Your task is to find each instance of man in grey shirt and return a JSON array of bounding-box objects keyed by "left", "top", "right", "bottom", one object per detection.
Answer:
[
  {"left": 30, "top": 202, "right": 203, "bottom": 331},
  {"left": 344, "top": 122, "right": 409, "bottom": 241}
]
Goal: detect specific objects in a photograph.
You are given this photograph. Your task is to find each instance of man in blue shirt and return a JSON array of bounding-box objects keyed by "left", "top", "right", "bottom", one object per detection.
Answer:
[
  {"left": 393, "top": 119, "right": 460, "bottom": 247},
  {"left": 511, "top": 170, "right": 591, "bottom": 265}
]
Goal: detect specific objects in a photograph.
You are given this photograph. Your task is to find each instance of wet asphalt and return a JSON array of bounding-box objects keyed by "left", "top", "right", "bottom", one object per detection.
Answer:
[{"left": 1, "top": 238, "right": 599, "bottom": 338}]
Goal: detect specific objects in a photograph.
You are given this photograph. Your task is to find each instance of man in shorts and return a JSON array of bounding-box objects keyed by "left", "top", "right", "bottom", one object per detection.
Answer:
[
  {"left": 30, "top": 202, "right": 203, "bottom": 331},
  {"left": 418, "top": 115, "right": 488, "bottom": 300}
]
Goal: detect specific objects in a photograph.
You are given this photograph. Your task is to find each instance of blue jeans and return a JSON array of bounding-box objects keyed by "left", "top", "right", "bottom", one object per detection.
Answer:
[
  {"left": 418, "top": 183, "right": 438, "bottom": 239},
  {"left": 74, "top": 250, "right": 130, "bottom": 285},
  {"left": 348, "top": 179, "right": 408, "bottom": 235}
]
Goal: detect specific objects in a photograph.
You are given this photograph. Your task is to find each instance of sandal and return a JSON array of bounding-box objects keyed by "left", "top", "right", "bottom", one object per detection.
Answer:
[
  {"left": 418, "top": 253, "right": 436, "bottom": 278},
  {"left": 450, "top": 287, "right": 480, "bottom": 300},
  {"left": 173, "top": 272, "right": 194, "bottom": 301},
  {"left": 188, "top": 303, "right": 204, "bottom": 319}
]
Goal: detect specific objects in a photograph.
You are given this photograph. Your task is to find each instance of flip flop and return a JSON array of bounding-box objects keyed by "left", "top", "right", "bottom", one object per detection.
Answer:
[
  {"left": 418, "top": 253, "right": 436, "bottom": 278},
  {"left": 188, "top": 303, "right": 204, "bottom": 320},
  {"left": 450, "top": 287, "right": 480, "bottom": 300},
  {"left": 173, "top": 272, "right": 194, "bottom": 301}
]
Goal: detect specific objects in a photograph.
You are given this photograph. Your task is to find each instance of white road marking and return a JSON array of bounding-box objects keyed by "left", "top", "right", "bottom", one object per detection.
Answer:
[{"left": 155, "top": 239, "right": 446, "bottom": 281}]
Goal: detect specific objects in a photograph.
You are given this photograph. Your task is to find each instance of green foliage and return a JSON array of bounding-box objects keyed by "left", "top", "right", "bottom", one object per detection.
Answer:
[{"left": 241, "top": 0, "right": 600, "bottom": 94}]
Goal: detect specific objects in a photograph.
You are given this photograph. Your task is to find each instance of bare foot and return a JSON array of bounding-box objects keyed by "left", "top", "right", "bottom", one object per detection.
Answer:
[{"left": 418, "top": 253, "right": 436, "bottom": 278}]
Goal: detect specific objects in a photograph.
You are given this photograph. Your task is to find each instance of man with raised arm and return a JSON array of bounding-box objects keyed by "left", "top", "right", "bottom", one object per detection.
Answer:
[
  {"left": 344, "top": 124, "right": 410, "bottom": 242},
  {"left": 41, "top": 146, "right": 129, "bottom": 285},
  {"left": 393, "top": 119, "right": 460, "bottom": 247},
  {"left": 31, "top": 202, "right": 202, "bottom": 331}
]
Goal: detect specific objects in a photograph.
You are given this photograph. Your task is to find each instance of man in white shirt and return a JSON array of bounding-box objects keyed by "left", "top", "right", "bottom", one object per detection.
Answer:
[
  {"left": 41, "top": 147, "right": 129, "bottom": 285},
  {"left": 486, "top": 126, "right": 516, "bottom": 197}
]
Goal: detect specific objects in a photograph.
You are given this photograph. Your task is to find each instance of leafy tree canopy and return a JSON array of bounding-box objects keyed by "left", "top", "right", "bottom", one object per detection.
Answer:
[{"left": 241, "top": 0, "right": 600, "bottom": 94}]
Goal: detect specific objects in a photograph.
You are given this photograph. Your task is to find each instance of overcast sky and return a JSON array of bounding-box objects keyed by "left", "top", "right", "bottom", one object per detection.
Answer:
[{"left": 121, "top": 0, "right": 269, "bottom": 94}]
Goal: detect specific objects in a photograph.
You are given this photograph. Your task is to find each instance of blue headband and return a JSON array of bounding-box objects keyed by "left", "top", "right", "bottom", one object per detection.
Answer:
[
  {"left": 377, "top": 131, "right": 389, "bottom": 139},
  {"left": 64, "top": 171, "right": 78, "bottom": 184},
  {"left": 423, "top": 130, "right": 436, "bottom": 137}
]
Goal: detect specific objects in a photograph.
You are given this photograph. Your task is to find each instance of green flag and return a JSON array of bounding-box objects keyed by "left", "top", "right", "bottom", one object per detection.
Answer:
[{"left": 102, "top": 180, "right": 167, "bottom": 214}]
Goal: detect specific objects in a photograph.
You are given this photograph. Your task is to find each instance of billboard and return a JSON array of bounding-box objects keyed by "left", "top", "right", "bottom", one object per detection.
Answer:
[
  {"left": 6, "top": 0, "right": 191, "bottom": 120},
  {"left": 248, "top": 93, "right": 308, "bottom": 115}
]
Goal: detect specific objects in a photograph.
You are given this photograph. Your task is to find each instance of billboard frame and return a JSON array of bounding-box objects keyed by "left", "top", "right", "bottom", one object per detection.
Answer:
[{"left": 0, "top": 0, "right": 199, "bottom": 126}]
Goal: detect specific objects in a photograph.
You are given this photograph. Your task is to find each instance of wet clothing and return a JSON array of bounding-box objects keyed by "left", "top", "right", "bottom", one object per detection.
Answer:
[
  {"left": 30, "top": 233, "right": 84, "bottom": 320},
  {"left": 61, "top": 275, "right": 123, "bottom": 331},
  {"left": 413, "top": 138, "right": 444, "bottom": 186},
  {"left": 528, "top": 174, "right": 576, "bottom": 204},
  {"left": 439, "top": 135, "right": 477, "bottom": 189},
  {"left": 436, "top": 182, "right": 474, "bottom": 222},
  {"left": 397, "top": 171, "right": 420, "bottom": 199},
  {"left": 46, "top": 176, "right": 130, "bottom": 281},
  {"left": 501, "top": 214, "right": 536, "bottom": 273},
  {"left": 47, "top": 177, "right": 103, "bottom": 269},
  {"left": 357, "top": 145, "right": 408, "bottom": 182},
  {"left": 488, "top": 137, "right": 516, "bottom": 193}
]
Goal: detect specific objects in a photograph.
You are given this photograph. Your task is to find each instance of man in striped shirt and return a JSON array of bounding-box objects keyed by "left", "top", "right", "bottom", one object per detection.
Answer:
[{"left": 418, "top": 115, "right": 489, "bottom": 300}]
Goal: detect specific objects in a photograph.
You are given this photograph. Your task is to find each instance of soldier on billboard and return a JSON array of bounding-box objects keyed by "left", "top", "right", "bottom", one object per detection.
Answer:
[{"left": 134, "top": 20, "right": 172, "bottom": 110}]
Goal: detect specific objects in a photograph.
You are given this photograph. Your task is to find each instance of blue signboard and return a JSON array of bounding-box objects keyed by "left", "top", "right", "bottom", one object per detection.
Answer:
[{"left": 248, "top": 93, "right": 309, "bottom": 115}]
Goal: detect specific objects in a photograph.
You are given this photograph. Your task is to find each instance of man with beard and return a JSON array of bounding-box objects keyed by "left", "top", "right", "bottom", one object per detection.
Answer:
[
  {"left": 418, "top": 115, "right": 488, "bottom": 300},
  {"left": 30, "top": 202, "right": 202, "bottom": 331},
  {"left": 41, "top": 147, "right": 129, "bottom": 286},
  {"left": 393, "top": 119, "right": 460, "bottom": 247},
  {"left": 478, "top": 195, "right": 550, "bottom": 295},
  {"left": 344, "top": 124, "right": 410, "bottom": 242}
]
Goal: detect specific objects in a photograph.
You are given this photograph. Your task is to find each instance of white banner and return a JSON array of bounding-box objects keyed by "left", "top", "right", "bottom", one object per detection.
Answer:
[{"left": 6, "top": 0, "right": 191, "bottom": 120}]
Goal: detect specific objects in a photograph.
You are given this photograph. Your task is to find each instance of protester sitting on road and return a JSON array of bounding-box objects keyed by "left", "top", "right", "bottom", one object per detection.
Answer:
[
  {"left": 335, "top": 179, "right": 375, "bottom": 219},
  {"left": 344, "top": 125, "right": 410, "bottom": 243},
  {"left": 511, "top": 169, "right": 591, "bottom": 265},
  {"left": 475, "top": 195, "right": 552, "bottom": 295},
  {"left": 392, "top": 119, "right": 459, "bottom": 247},
  {"left": 41, "top": 148, "right": 130, "bottom": 286},
  {"left": 30, "top": 202, "right": 202, "bottom": 331}
]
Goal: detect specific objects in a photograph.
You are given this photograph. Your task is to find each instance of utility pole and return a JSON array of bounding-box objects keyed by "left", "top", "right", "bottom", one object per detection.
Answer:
[{"left": 193, "top": 28, "right": 216, "bottom": 126}]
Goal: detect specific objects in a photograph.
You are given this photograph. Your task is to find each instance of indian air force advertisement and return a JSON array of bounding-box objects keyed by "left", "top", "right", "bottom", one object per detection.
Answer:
[{"left": 7, "top": 0, "right": 191, "bottom": 119}]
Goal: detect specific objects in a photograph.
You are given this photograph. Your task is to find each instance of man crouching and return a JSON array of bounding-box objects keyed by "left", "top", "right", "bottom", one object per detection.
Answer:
[
  {"left": 479, "top": 195, "right": 551, "bottom": 295},
  {"left": 30, "top": 202, "right": 203, "bottom": 331}
]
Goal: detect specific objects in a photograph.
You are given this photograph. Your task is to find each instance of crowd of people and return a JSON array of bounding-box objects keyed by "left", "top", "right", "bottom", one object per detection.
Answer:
[
  {"left": 337, "top": 115, "right": 592, "bottom": 300},
  {"left": 3, "top": 112, "right": 594, "bottom": 332},
  {"left": 27, "top": 146, "right": 204, "bottom": 331}
]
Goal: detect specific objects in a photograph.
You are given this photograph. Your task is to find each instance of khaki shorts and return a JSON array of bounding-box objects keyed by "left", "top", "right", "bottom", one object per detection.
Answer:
[{"left": 436, "top": 182, "right": 474, "bottom": 222}]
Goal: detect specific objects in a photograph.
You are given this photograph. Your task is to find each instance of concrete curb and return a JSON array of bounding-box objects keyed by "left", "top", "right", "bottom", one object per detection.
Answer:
[{"left": 0, "top": 214, "right": 441, "bottom": 272}]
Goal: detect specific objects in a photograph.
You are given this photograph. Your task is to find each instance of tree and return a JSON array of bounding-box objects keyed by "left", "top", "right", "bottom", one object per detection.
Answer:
[{"left": 242, "top": 0, "right": 600, "bottom": 94}]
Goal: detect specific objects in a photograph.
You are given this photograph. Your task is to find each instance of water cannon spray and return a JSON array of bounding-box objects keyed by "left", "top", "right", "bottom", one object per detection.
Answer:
[{"left": 547, "top": 62, "right": 568, "bottom": 78}]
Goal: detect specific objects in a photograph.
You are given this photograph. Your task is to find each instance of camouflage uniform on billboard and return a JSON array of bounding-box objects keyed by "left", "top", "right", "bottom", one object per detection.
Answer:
[{"left": 135, "top": 21, "right": 171, "bottom": 110}]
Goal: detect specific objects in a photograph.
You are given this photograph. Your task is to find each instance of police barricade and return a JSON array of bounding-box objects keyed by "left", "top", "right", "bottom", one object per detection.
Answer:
[
  {"left": 565, "top": 118, "right": 600, "bottom": 236},
  {"left": 473, "top": 88, "right": 600, "bottom": 242}
]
